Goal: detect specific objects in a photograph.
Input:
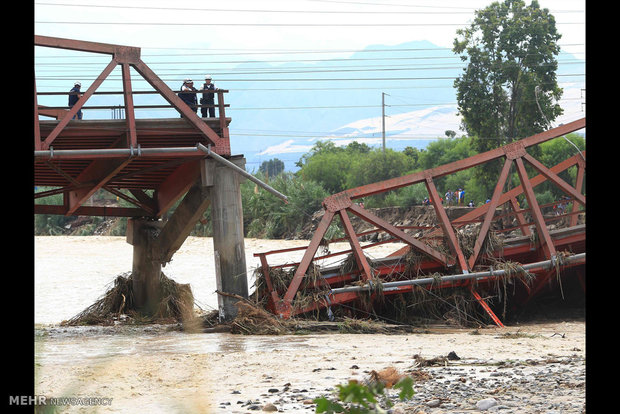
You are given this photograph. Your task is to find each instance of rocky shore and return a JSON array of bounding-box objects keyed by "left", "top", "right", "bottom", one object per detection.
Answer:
[{"left": 217, "top": 353, "right": 585, "bottom": 413}]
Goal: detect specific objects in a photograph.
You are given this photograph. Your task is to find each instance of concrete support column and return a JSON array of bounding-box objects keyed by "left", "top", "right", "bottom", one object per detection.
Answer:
[
  {"left": 208, "top": 157, "right": 248, "bottom": 321},
  {"left": 127, "top": 218, "right": 163, "bottom": 315}
]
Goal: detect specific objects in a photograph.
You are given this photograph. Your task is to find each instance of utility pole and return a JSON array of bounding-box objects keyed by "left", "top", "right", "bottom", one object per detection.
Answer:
[{"left": 382, "top": 92, "right": 389, "bottom": 153}]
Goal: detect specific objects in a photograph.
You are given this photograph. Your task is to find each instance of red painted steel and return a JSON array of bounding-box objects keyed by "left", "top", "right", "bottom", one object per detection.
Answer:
[
  {"left": 35, "top": 36, "right": 233, "bottom": 218},
  {"left": 255, "top": 120, "right": 586, "bottom": 326}
]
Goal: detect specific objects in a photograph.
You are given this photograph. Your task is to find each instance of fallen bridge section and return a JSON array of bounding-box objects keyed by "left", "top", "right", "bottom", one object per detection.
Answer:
[{"left": 254, "top": 119, "right": 586, "bottom": 327}]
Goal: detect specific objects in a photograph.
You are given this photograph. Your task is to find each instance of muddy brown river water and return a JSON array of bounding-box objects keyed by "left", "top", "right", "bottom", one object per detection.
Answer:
[{"left": 34, "top": 236, "right": 586, "bottom": 413}]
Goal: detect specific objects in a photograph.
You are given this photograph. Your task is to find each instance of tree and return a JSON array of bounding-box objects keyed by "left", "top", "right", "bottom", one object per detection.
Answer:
[
  {"left": 453, "top": 0, "right": 563, "bottom": 150},
  {"left": 295, "top": 140, "right": 374, "bottom": 194},
  {"left": 403, "top": 146, "right": 423, "bottom": 169},
  {"left": 345, "top": 149, "right": 414, "bottom": 189},
  {"left": 259, "top": 158, "right": 285, "bottom": 178}
]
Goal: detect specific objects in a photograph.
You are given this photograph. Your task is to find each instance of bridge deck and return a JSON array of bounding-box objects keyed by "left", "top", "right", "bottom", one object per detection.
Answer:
[{"left": 35, "top": 117, "right": 234, "bottom": 218}]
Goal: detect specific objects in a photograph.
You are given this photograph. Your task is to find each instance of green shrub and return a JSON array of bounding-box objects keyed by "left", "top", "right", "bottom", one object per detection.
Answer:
[{"left": 314, "top": 376, "right": 414, "bottom": 413}]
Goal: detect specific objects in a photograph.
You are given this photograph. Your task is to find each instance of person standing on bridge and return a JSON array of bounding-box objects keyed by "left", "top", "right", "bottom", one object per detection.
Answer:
[
  {"left": 200, "top": 75, "right": 217, "bottom": 118},
  {"left": 68, "top": 81, "right": 83, "bottom": 120},
  {"left": 178, "top": 78, "right": 198, "bottom": 117}
]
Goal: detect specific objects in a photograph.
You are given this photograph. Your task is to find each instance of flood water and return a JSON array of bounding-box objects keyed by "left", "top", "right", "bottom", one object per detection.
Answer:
[
  {"left": 34, "top": 235, "right": 402, "bottom": 355},
  {"left": 33, "top": 236, "right": 585, "bottom": 413},
  {"left": 36, "top": 324, "right": 314, "bottom": 366},
  {"left": 33, "top": 236, "right": 411, "bottom": 412},
  {"left": 34, "top": 235, "right": 402, "bottom": 325}
]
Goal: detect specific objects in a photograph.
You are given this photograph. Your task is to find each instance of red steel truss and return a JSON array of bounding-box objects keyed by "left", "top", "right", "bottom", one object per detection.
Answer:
[
  {"left": 254, "top": 119, "right": 586, "bottom": 326},
  {"left": 35, "top": 36, "right": 232, "bottom": 218}
]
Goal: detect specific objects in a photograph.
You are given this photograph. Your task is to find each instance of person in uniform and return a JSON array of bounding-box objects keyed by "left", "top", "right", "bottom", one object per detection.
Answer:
[
  {"left": 178, "top": 78, "right": 198, "bottom": 116},
  {"left": 200, "top": 75, "right": 217, "bottom": 118},
  {"left": 68, "top": 81, "right": 83, "bottom": 119}
]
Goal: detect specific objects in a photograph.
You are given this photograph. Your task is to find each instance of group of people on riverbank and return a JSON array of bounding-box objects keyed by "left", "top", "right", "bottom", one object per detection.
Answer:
[
  {"left": 444, "top": 189, "right": 467, "bottom": 206},
  {"left": 422, "top": 187, "right": 475, "bottom": 207}
]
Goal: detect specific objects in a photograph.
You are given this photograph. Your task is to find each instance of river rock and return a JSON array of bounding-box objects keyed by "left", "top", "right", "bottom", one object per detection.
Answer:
[
  {"left": 263, "top": 403, "right": 278, "bottom": 412},
  {"left": 426, "top": 399, "right": 441, "bottom": 407},
  {"left": 476, "top": 398, "right": 498, "bottom": 410}
]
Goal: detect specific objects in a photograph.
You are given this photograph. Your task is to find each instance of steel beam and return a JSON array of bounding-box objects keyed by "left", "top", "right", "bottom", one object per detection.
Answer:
[
  {"left": 468, "top": 158, "right": 512, "bottom": 269},
  {"left": 569, "top": 160, "right": 585, "bottom": 227},
  {"left": 279, "top": 210, "right": 335, "bottom": 315},
  {"left": 347, "top": 203, "right": 449, "bottom": 265},
  {"left": 522, "top": 153, "right": 586, "bottom": 207},
  {"left": 121, "top": 63, "right": 138, "bottom": 148},
  {"left": 509, "top": 196, "right": 532, "bottom": 236},
  {"left": 425, "top": 176, "right": 468, "bottom": 272},
  {"left": 34, "top": 79, "right": 41, "bottom": 149},
  {"left": 34, "top": 204, "right": 149, "bottom": 217},
  {"left": 35, "top": 35, "right": 139, "bottom": 58},
  {"left": 339, "top": 209, "right": 374, "bottom": 281},
  {"left": 514, "top": 157, "right": 556, "bottom": 259}
]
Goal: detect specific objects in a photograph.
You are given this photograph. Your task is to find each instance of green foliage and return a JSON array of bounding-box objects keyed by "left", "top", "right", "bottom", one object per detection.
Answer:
[
  {"left": 259, "top": 158, "right": 285, "bottom": 178},
  {"left": 296, "top": 141, "right": 379, "bottom": 193},
  {"left": 315, "top": 376, "right": 414, "bottom": 413},
  {"left": 453, "top": 0, "right": 563, "bottom": 147},
  {"left": 345, "top": 149, "right": 415, "bottom": 189},
  {"left": 418, "top": 137, "right": 475, "bottom": 170},
  {"left": 34, "top": 187, "right": 72, "bottom": 235},
  {"left": 298, "top": 150, "right": 353, "bottom": 194},
  {"left": 242, "top": 172, "right": 328, "bottom": 238}
]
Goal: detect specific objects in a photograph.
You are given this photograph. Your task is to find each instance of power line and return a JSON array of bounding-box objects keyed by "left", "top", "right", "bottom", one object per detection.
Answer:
[
  {"left": 31, "top": 2, "right": 491, "bottom": 15},
  {"left": 35, "top": 20, "right": 586, "bottom": 27},
  {"left": 34, "top": 59, "right": 584, "bottom": 74},
  {"left": 34, "top": 1, "right": 586, "bottom": 15},
  {"left": 53, "top": 95, "right": 577, "bottom": 113},
  {"left": 34, "top": 73, "right": 585, "bottom": 83},
  {"left": 34, "top": 44, "right": 585, "bottom": 59}
]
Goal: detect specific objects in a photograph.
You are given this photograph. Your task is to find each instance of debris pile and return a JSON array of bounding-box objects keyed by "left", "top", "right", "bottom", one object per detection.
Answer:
[
  {"left": 61, "top": 272, "right": 194, "bottom": 326},
  {"left": 230, "top": 301, "right": 289, "bottom": 335}
]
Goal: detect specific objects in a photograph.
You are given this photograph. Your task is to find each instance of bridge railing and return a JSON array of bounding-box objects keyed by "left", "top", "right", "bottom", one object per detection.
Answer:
[
  {"left": 35, "top": 35, "right": 231, "bottom": 156},
  {"left": 35, "top": 89, "right": 230, "bottom": 121}
]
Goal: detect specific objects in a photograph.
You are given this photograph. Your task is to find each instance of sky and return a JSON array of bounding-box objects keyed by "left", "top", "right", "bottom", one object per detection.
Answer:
[
  {"left": 34, "top": 0, "right": 586, "bottom": 166},
  {"left": 34, "top": 0, "right": 585, "bottom": 55}
]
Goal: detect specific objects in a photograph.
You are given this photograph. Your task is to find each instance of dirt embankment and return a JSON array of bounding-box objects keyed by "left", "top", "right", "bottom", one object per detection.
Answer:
[{"left": 296, "top": 205, "right": 476, "bottom": 240}]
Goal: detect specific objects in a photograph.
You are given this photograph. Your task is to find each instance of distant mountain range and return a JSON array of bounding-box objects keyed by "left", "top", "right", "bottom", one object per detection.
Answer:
[
  {"left": 42, "top": 39, "right": 583, "bottom": 173},
  {"left": 218, "top": 40, "right": 585, "bottom": 172}
]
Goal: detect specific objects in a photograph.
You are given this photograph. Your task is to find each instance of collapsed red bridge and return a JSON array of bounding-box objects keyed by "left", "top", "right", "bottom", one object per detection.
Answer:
[{"left": 254, "top": 119, "right": 586, "bottom": 327}]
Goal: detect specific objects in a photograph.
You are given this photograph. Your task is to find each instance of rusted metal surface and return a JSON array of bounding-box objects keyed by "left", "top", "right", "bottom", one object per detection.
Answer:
[
  {"left": 35, "top": 36, "right": 234, "bottom": 218},
  {"left": 254, "top": 119, "right": 586, "bottom": 326}
]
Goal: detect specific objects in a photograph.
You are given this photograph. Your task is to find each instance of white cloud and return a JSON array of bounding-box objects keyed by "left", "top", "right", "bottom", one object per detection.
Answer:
[{"left": 257, "top": 139, "right": 313, "bottom": 156}]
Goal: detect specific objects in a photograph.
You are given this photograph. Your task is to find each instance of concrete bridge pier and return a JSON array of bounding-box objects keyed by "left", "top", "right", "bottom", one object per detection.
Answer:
[
  {"left": 208, "top": 157, "right": 249, "bottom": 322},
  {"left": 127, "top": 218, "right": 164, "bottom": 316},
  {"left": 126, "top": 156, "right": 249, "bottom": 321}
]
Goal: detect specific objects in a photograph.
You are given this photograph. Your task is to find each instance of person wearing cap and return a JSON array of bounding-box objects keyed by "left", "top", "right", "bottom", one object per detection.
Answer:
[
  {"left": 68, "top": 81, "right": 83, "bottom": 119},
  {"left": 178, "top": 78, "right": 198, "bottom": 117},
  {"left": 200, "top": 75, "right": 217, "bottom": 118}
]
